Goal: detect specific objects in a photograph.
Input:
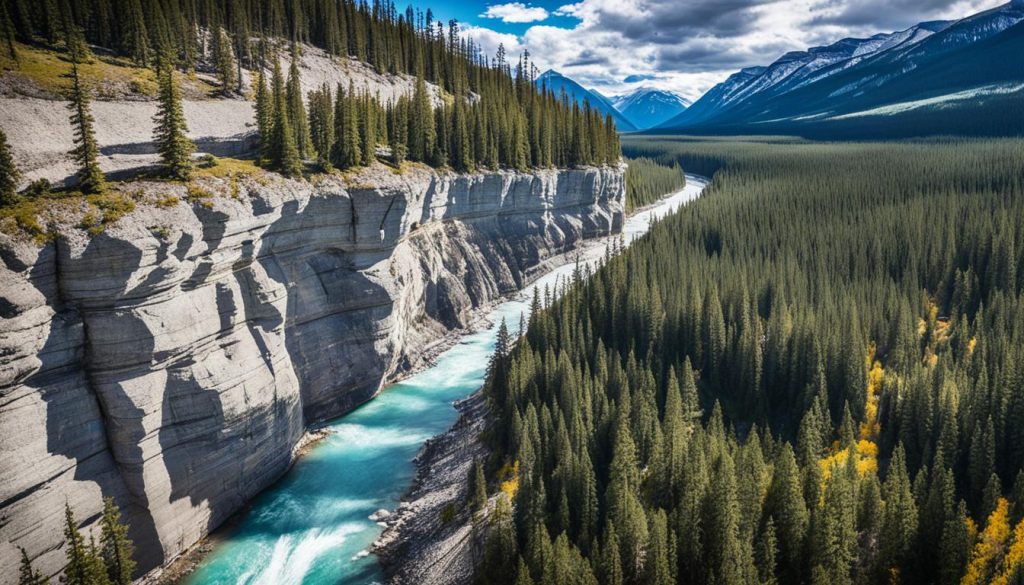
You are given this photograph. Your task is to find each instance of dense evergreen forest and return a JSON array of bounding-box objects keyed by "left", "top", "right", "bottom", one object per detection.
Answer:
[
  {"left": 475, "top": 137, "right": 1024, "bottom": 585},
  {"left": 624, "top": 157, "right": 686, "bottom": 212},
  {"left": 0, "top": 0, "right": 618, "bottom": 191}
]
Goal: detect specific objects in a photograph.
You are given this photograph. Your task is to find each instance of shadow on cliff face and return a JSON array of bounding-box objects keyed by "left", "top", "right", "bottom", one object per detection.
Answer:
[
  {"left": 20, "top": 236, "right": 165, "bottom": 572},
  {"left": 260, "top": 196, "right": 394, "bottom": 423}
]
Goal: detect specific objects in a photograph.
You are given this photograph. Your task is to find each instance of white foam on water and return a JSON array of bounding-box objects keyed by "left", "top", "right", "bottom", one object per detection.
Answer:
[
  {"left": 247, "top": 523, "right": 364, "bottom": 585},
  {"left": 330, "top": 423, "right": 431, "bottom": 449}
]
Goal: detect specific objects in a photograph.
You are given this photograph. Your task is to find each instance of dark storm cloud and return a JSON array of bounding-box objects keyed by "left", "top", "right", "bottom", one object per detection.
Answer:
[
  {"left": 809, "top": 0, "right": 973, "bottom": 28},
  {"left": 654, "top": 38, "right": 795, "bottom": 71},
  {"left": 582, "top": 0, "right": 782, "bottom": 43}
]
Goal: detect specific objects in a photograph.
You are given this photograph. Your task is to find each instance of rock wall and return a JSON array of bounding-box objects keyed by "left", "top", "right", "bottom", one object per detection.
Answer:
[{"left": 0, "top": 163, "right": 624, "bottom": 580}]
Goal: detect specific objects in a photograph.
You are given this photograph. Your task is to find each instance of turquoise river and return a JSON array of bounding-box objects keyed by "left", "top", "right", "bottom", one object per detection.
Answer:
[{"left": 186, "top": 175, "right": 707, "bottom": 585}]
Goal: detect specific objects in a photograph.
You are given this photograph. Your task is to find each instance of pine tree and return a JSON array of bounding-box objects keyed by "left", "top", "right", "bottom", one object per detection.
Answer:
[
  {"left": 0, "top": 1, "right": 16, "bottom": 61},
  {"left": 213, "top": 28, "right": 236, "bottom": 96},
  {"left": 60, "top": 0, "right": 90, "bottom": 63},
  {"left": 358, "top": 93, "right": 377, "bottom": 166},
  {"left": 408, "top": 75, "right": 434, "bottom": 162},
  {"left": 153, "top": 64, "right": 195, "bottom": 180},
  {"left": 61, "top": 504, "right": 93, "bottom": 585},
  {"left": 880, "top": 444, "right": 917, "bottom": 578},
  {"left": 331, "top": 82, "right": 360, "bottom": 169},
  {"left": 470, "top": 459, "right": 487, "bottom": 512},
  {"left": 766, "top": 444, "right": 809, "bottom": 582},
  {"left": 18, "top": 548, "right": 49, "bottom": 585},
  {"left": 451, "top": 97, "right": 472, "bottom": 172},
  {"left": 757, "top": 518, "right": 779, "bottom": 585},
  {"left": 254, "top": 70, "right": 275, "bottom": 165},
  {"left": 123, "top": 0, "right": 149, "bottom": 66},
  {"left": 99, "top": 497, "right": 134, "bottom": 585},
  {"left": 286, "top": 46, "right": 313, "bottom": 159},
  {"left": 307, "top": 83, "right": 334, "bottom": 170},
  {"left": 84, "top": 535, "right": 111, "bottom": 585},
  {"left": 270, "top": 57, "right": 302, "bottom": 177},
  {"left": 67, "top": 61, "right": 105, "bottom": 194},
  {"left": 0, "top": 127, "right": 19, "bottom": 206}
]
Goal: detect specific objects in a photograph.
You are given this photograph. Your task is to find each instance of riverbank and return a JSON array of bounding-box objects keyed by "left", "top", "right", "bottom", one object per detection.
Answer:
[
  {"left": 373, "top": 392, "right": 491, "bottom": 585},
  {"left": 374, "top": 177, "right": 709, "bottom": 584}
]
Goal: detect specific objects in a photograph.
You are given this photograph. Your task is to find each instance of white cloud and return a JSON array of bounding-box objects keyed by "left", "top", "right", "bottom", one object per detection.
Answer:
[
  {"left": 461, "top": 25, "right": 525, "bottom": 61},
  {"left": 472, "top": 0, "right": 1008, "bottom": 100},
  {"left": 480, "top": 2, "right": 550, "bottom": 23}
]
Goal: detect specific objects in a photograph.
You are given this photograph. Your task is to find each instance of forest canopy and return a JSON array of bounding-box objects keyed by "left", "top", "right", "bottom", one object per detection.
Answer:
[
  {"left": 476, "top": 136, "right": 1024, "bottom": 585},
  {"left": 0, "top": 0, "right": 620, "bottom": 179}
]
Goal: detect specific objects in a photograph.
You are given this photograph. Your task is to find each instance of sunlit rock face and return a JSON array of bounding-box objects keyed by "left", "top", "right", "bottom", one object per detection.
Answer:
[{"left": 0, "top": 164, "right": 624, "bottom": 580}]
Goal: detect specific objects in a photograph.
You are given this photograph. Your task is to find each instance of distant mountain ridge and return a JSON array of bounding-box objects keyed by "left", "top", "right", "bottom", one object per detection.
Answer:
[
  {"left": 612, "top": 88, "right": 692, "bottom": 130},
  {"left": 655, "top": 0, "right": 1024, "bottom": 137},
  {"left": 536, "top": 70, "right": 638, "bottom": 131},
  {"left": 535, "top": 71, "right": 693, "bottom": 131}
]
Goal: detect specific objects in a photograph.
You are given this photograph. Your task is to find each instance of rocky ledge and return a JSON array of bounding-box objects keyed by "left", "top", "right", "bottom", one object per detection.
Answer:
[
  {"left": 374, "top": 392, "right": 491, "bottom": 585},
  {"left": 0, "top": 162, "right": 624, "bottom": 580}
]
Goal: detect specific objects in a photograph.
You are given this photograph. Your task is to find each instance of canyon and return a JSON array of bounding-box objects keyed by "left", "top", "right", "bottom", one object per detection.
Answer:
[{"left": 0, "top": 162, "right": 625, "bottom": 580}]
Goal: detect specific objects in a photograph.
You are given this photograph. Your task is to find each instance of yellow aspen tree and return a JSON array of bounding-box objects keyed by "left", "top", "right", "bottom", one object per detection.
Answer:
[
  {"left": 991, "top": 516, "right": 1024, "bottom": 585},
  {"left": 961, "top": 498, "right": 1012, "bottom": 585}
]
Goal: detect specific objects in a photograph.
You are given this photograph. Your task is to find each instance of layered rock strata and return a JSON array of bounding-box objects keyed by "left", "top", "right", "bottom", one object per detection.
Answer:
[{"left": 0, "top": 163, "right": 624, "bottom": 579}]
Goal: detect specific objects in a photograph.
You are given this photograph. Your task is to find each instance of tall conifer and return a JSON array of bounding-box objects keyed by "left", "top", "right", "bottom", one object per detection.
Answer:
[
  {"left": 67, "top": 61, "right": 105, "bottom": 194},
  {"left": 153, "top": 64, "right": 195, "bottom": 180},
  {"left": 0, "top": 127, "right": 19, "bottom": 206}
]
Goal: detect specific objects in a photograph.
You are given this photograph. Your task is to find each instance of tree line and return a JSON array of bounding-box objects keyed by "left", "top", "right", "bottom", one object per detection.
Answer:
[
  {"left": 254, "top": 48, "right": 620, "bottom": 178},
  {"left": 0, "top": 0, "right": 620, "bottom": 194},
  {"left": 19, "top": 500, "right": 135, "bottom": 585},
  {"left": 472, "top": 137, "right": 1024, "bottom": 585},
  {"left": 624, "top": 157, "right": 685, "bottom": 213}
]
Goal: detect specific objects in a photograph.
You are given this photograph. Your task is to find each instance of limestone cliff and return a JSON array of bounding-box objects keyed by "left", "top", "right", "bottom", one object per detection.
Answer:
[{"left": 0, "top": 163, "right": 624, "bottom": 580}]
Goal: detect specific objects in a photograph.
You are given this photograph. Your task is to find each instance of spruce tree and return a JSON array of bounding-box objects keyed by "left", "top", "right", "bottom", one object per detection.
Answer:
[
  {"left": 123, "top": 0, "right": 149, "bottom": 66},
  {"left": 470, "top": 459, "right": 487, "bottom": 512},
  {"left": 18, "top": 548, "right": 49, "bottom": 585},
  {"left": 84, "top": 535, "right": 111, "bottom": 585},
  {"left": 358, "top": 93, "right": 377, "bottom": 166},
  {"left": 0, "top": 2, "right": 16, "bottom": 61},
  {"left": 254, "top": 70, "right": 275, "bottom": 165},
  {"left": 61, "top": 504, "right": 93, "bottom": 585},
  {"left": 99, "top": 497, "right": 135, "bottom": 585},
  {"left": 307, "top": 83, "right": 334, "bottom": 171},
  {"left": 269, "top": 57, "right": 302, "bottom": 177},
  {"left": 213, "top": 28, "right": 236, "bottom": 96},
  {"left": 0, "top": 127, "right": 19, "bottom": 206},
  {"left": 286, "top": 46, "right": 313, "bottom": 159},
  {"left": 153, "top": 64, "right": 195, "bottom": 180},
  {"left": 408, "top": 75, "right": 434, "bottom": 162},
  {"left": 67, "top": 61, "right": 105, "bottom": 194},
  {"left": 331, "top": 82, "right": 360, "bottom": 169}
]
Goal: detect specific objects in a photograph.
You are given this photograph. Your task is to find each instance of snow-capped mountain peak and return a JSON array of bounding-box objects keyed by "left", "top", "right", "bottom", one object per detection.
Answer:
[{"left": 610, "top": 87, "right": 692, "bottom": 130}]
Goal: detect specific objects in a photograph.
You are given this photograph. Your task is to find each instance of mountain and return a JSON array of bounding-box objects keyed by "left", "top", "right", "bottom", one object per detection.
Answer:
[
  {"left": 589, "top": 88, "right": 619, "bottom": 112},
  {"left": 612, "top": 88, "right": 692, "bottom": 129},
  {"left": 536, "top": 70, "right": 638, "bottom": 131},
  {"left": 656, "top": 0, "right": 1024, "bottom": 137}
]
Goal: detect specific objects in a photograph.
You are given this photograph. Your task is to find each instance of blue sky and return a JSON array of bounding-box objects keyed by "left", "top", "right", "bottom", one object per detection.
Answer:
[{"left": 423, "top": 0, "right": 1006, "bottom": 100}]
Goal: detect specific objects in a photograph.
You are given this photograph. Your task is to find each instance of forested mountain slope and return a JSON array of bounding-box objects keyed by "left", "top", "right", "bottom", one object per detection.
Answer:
[{"left": 472, "top": 136, "right": 1024, "bottom": 585}]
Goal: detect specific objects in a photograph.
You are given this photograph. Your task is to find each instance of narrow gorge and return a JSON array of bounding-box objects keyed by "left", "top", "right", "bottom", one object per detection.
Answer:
[{"left": 0, "top": 163, "right": 625, "bottom": 580}]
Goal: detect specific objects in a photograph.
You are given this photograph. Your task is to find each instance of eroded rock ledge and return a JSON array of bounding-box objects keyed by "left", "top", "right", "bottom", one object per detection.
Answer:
[{"left": 0, "top": 163, "right": 624, "bottom": 580}]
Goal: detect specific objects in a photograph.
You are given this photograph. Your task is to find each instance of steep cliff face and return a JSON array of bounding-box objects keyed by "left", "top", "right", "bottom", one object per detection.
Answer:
[{"left": 0, "top": 164, "right": 624, "bottom": 579}]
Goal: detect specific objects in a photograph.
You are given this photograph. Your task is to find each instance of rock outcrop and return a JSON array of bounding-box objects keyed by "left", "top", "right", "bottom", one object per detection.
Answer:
[{"left": 0, "top": 163, "right": 624, "bottom": 580}]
